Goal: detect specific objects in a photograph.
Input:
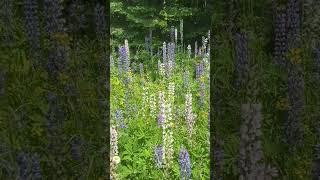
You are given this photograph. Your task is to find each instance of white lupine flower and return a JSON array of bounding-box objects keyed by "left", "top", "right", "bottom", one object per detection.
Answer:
[
  {"left": 110, "top": 126, "right": 118, "bottom": 156},
  {"left": 187, "top": 44, "right": 191, "bottom": 58}
]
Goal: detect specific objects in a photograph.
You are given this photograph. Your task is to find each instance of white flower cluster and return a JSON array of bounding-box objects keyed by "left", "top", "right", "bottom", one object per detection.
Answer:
[{"left": 110, "top": 126, "right": 119, "bottom": 180}]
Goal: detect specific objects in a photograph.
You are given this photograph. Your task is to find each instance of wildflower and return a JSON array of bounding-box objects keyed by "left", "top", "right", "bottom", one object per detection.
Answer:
[
  {"left": 117, "top": 46, "right": 123, "bottom": 79},
  {"left": 158, "top": 91, "right": 166, "bottom": 127},
  {"left": 168, "top": 82, "right": 175, "bottom": 104},
  {"left": 154, "top": 145, "right": 164, "bottom": 168},
  {"left": 274, "top": 7, "right": 288, "bottom": 67},
  {"left": 179, "top": 148, "right": 191, "bottom": 180},
  {"left": 24, "top": 0, "right": 41, "bottom": 66},
  {"left": 110, "top": 55, "right": 114, "bottom": 68},
  {"left": 31, "top": 153, "right": 42, "bottom": 180},
  {"left": 170, "top": 26, "right": 175, "bottom": 43},
  {"left": 124, "top": 40, "right": 130, "bottom": 72},
  {"left": 159, "top": 63, "right": 165, "bottom": 77},
  {"left": 110, "top": 126, "right": 118, "bottom": 156}
]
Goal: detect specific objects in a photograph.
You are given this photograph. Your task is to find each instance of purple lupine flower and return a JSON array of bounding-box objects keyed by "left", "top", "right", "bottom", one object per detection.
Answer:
[
  {"left": 179, "top": 148, "right": 191, "bottom": 180},
  {"left": 285, "top": 66, "right": 304, "bottom": 152},
  {"left": 154, "top": 145, "right": 164, "bottom": 168},
  {"left": 24, "top": 0, "right": 41, "bottom": 66},
  {"left": 94, "top": 3, "right": 106, "bottom": 44},
  {"left": 234, "top": 32, "right": 249, "bottom": 90},
  {"left": 17, "top": 152, "right": 29, "bottom": 180},
  {"left": 71, "top": 137, "right": 84, "bottom": 161},
  {"left": 31, "top": 153, "right": 41, "bottom": 180},
  {"left": 44, "top": 0, "right": 65, "bottom": 38},
  {"left": 274, "top": 7, "right": 288, "bottom": 67},
  {"left": 199, "top": 81, "right": 205, "bottom": 106},
  {"left": 115, "top": 109, "right": 127, "bottom": 128}
]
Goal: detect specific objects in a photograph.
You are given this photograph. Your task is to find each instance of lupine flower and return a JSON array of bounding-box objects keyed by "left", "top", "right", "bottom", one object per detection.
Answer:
[
  {"left": 95, "top": 3, "right": 106, "bottom": 45},
  {"left": 274, "top": 7, "right": 288, "bottom": 67},
  {"left": 154, "top": 145, "right": 164, "bottom": 168},
  {"left": 115, "top": 109, "right": 127, "bottom": 128},
  {"left": 285, "top": 66, "right": 304, "bottom": 152},
  {"left": 110, "top": 126, "right": 118, "bottom": 157},
  {"left": 199, "top": 80, "right": 205, "bottom": 106},
  {"left": 110, "top": 126, "right": 119, "bottom": 180},
  {"left": 168, "top": 82, "right": 175, "bottom": 104},
  {"left": 158, "top": 91, "right": 166, "bottom": 127},
  {"left": 159, "top": 63, "right": 166, "bottom": 77},
  {"left": 71, "top": 137, "right": 82, "bottom": 161},
  {"left": 187, "top": 45, "right": 191, "bottom": 58},
  {"left": 31, "top": 153, "right": 41, "bottom": 180},
  {"left": 234, "top": 32, "right": 249, "bottom": 90},
  {"left": 24, "top": 0, "right": 41, "bottom": 65},
  {"left": 179, "top": 148, "right": 191, "bottom": 180},
  {"left": 124, "top": 40, "right": 130, "bottom": 73},
  {"left": 185, "top": 93, "right": 195, "bottom": 137},
  {"left": 44, "top": 0, "right": 65, "bottom": 38},
  {"left": 17, "top": 152, "right": 29, "bottom": 180},
  {"left": 142, "top": 86, "right": 149, "bottom": 118},
  {"left": 239, "top": 103, "right": 278, "bottom": 179},
  {"left": 163, "top": 106, "right": 174, "bottom": 170}
]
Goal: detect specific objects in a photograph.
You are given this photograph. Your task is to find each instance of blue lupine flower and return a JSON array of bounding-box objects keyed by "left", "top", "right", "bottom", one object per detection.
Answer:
[
  {"left": 154, "top": 145, "right": 164, "bottom": 168},
  {"left": 179, "top": 148, "right": 191, "bottom": 180},
  {"left": 31, "top": 153, "right": 41, "bottom": 180},
  {"left": 24, "top": 0, "right": 41, "bottom": 64},
  {"left": 17, "top": 152, "right": 29, "bottom": 180}
]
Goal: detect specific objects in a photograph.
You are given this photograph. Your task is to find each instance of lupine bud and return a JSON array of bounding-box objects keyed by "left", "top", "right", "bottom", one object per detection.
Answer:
[
  {"left": 179, "top": 148, "right": 191, "bottom": 180},
  {"left": 175, "top": 28, "right": 178, "bottom": 44},
  {"left": 195, "top": 41, "right": 198, "bottom": 57},
  {"left": 154, "top": 145, "right": 164, "bottom": 168},
  {"left": 163, "top": 42, "right": 167, "bottom": 65},
  {"left": 124, "top": 40, "right": 130, "bottom": 73},
  {"left": 170, "top": 26, "right": 175, "bottom": 43}
]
